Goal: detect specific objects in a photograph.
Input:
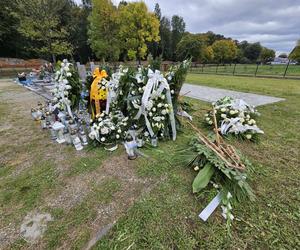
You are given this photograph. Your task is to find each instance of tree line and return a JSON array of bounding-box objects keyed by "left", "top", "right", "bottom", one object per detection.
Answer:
[{"left": 0, "top": 0, "right": 299, "bottom": 64}]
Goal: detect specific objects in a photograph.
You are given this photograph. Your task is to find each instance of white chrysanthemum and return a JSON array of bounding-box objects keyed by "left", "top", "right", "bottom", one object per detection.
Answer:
[
  {"left": 246, "top": 134, "right": 252, "bottom": 139},
  {"left": 101, "top": 127, "right": 109, "bottom": 135}
]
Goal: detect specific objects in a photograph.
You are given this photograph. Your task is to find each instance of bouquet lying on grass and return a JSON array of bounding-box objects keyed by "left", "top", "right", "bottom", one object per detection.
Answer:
[
  {"left": 180, "top": 122, "right": 255, "bottom": 233},
  {"left": 204, "top": 96, "right": 264, "bottom": 141}
]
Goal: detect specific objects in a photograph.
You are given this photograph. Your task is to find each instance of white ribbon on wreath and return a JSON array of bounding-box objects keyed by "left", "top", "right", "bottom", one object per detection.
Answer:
[
  {"left": 135, "top": 69, "right": 177, "bottom": 141},
  {"left": 220, "top": 117, "right": 264, "bottom": 135}
]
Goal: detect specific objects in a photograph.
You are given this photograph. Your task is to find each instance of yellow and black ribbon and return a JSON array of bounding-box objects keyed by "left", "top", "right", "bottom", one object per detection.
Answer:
[{"left": 90, "top": 68, "right": 108, "bottom": 119}]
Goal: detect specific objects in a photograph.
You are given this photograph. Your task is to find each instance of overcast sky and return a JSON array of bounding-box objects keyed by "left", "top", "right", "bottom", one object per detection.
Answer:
[{"left": 77, "top": 0, "right": 300, "bottom": 54}]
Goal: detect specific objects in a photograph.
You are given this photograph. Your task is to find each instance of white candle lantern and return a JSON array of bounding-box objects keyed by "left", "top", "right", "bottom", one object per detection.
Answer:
[
  {"left": 64, "top": 131, "right": 72, "bottom": 144},
  {"left": 151, "top": 136, "right": 158, "bottom": 147},
  {"left": 49, "top": 123, "right": 57, "bottom": 140},
  {"left": 52, "top": 121, "right": 66, "bottom": 144},
  {"left": 137, "top": 138, "right": 144, "bottom": 148},
  {"left": 40, "top": 116, "right": 47, "bottom": 129},
  {"left": 124, "top": 140, "right": 137, "bottom": 160},
  {"left": 71, "top": 130, "right": 83, "bottom": 151},
  {"left": 79, "top": 130, "right": 88, "bottom": 146},
  {"left": 58, "top": 112, "right": 66, "bottom": 124}
]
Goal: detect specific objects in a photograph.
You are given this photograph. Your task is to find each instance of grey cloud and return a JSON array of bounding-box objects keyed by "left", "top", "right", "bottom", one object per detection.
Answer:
[{"left": 112, "top": 0, "right": 300, "bottom": 53}]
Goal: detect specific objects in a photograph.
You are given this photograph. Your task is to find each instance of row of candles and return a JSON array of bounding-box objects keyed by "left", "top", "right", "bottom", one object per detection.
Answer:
[{"left": 31, "top": 102, "right": 89, "bottom": 151}]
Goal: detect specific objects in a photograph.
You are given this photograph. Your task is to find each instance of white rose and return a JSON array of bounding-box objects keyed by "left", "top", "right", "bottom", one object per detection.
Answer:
[
  {"left": 246, "top": 134, "right": 252, "bottom": 140},
  {"left": 100, "top": 137, "right": 105, "bottom": 142},
  {"left": 117, "top": 129, "right": 122, "bottom": 133},
  {"left": 221, "top": 108, "right": 226, "bottom": 112},
  {"left": 152, "top": 107, "right": 156, "bottom": 112},
  {"left": 229, "top": 110, "right": 235, "bottom": 115},
  {"left": 149, "top": 112, "right": 153, "bottom": 117},
  {"left": 206, "top": 117, "right": 210, "bottom": 121},
  {"left": 164, "top": 104, "right": 168, "bottom": 108},
  {"left": 221, "top": 114, "right": 227, "bottom": 118},
  {"left": 116, "top": 134, "right": 120, "bottom": 139},
  {"left": 170, "top": 90, "right": 174, "bottom": 94},
  {"left": 161, "top": 110, "right": 167, "bottom": 115},
  {"left": 66, "top": 72, "right": 72, "bottom": 77},
  {"left": 161, "top": 95, "right": 165, "bottom": 100},
  {"left": 194, "top": 166, "right": 199, "bottom": 171},
  {"left": 208, "top": 121, "right": 213, "bottom": 125},
  {"left": 157, "top": 103, "right": 162, "bottom": 108}
]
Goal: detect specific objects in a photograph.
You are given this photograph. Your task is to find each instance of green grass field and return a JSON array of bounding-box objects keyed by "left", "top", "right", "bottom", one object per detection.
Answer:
[
  {"left": 190, "top": 63, "right": 300, "bottom": 78},
  {"left": 95, "top": 74, "right": 300, "bottom": 249},
  {"left": 1, "top": 75, "right": 299, "bottom": 249}
]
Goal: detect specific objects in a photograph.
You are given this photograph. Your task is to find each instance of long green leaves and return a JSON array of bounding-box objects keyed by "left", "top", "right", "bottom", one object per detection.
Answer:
[{"left": 192, "top": 163, "right": 215, "bottom": 193}]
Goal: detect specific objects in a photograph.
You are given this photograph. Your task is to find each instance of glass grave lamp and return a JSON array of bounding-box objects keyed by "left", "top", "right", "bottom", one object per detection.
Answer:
[
  {"left": 40, "top": 115, "right": 47, "bottom": 129},
  {"left": 136, "top": 137, "right": 144, "bottom": 148},
  {"left": 63, "top": 130, "right": 72, "bottom": 145},
  {"left": 151, "top": 136, "right": 158, "bottom": 147},
  {"left": 52, "top": 121, "right": 66, "bottom": 144},
  {"left": 124, "top": 140, "right": 138, "bottom": 160},
  {"left": 68, "top": 119, "right": 77, "bottom": 133},
  {"left": 70, "top": 129, "right": 83, "bottom": 151},
  {"left": 48, "top": 122, "right": 57, "bottom": 140},
  {"left": 31, "top": 108, "right": 38, "bottom": 120},
  {"left": 79, "top": 129, "right": 88, "bottom": 146},
  {"left": 57, "top": 112, "right": 66, "bottom": 125}
]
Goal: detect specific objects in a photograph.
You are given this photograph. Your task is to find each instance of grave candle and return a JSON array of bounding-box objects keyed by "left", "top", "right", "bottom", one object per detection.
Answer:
[
  {"left": 52, "top": 121, "right": 65, "bottom": 144},
  {"left": 71, "top": 130, "right": 83, "bottom": 151}
]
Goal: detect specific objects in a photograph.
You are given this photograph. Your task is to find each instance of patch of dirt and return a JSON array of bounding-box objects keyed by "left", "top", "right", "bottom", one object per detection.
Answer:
[{"left": 0, "top": 80, "right": 161, "bottom": 249}]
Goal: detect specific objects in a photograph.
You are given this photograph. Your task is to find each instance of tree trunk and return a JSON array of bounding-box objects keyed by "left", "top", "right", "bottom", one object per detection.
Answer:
[{"left": 52, "top": 54, "right": 56, "bottom": 65}]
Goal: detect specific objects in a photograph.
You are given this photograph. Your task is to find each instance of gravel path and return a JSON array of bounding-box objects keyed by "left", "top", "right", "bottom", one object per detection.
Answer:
[{"left": 180, "top": 83, "right": 285, "bottom": 106}]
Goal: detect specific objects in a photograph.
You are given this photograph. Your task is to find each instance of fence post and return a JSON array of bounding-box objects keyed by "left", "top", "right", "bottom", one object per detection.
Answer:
[
  {"left": 202, "top": 64, "right": 204, "bottom": 73},
  {"left": 283, "top": 60, "right": 290, "bottom": 78},
  {"left": 216, "top": 64, "right": 219, "bottom": 74},
  {"left": 254, "top": 63, "right": 259, "bottom": 77},
  {"left": 233, "top": 63, "right": 236, "bottom": 75}
]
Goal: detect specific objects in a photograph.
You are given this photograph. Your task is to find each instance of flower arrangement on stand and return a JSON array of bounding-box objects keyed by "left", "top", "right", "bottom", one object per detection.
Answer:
[
  {"left": 89, "top": 111, "right": 129, "bottom": 146},
  {"left": 204, "top": 96, "right": 264, "bottom": 141},
  {"left": 52, "top": 59, "right": 82, "bottom": 112}
]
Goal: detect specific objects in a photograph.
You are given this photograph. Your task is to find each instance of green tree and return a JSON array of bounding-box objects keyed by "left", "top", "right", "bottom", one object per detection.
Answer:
[
  {"left": 212, "top": 39, "right": 238, "bottom": 63},
  {"left": 202, "top": 46, "right": 214, "bottom": 63},
  {"left": 160, "top": 16, "right": 172, "bottom": 60},
  {"left": 148, "top": 3, "right": 161, "bottom": 58},
  {"left": 289, "top": 40, "right": 300, "bottom": 62},
  {"left": 260, "top": 47, "right": 275, "bottom": 64},
  {"left": 176, "top": 33, "right": 206, "bottom": 61},
  {"left": 88, "top": 0, "right": 120, "bottom": 62},
  {"left": 171, "top": 15, "right": 185, "bottom": 61},
  {"left": 0, "top": 0, "right": 22, "bottom": 57},
  {"left": 118, "top": 2, "right": 160, "bottom": 63},
  {"left": 244, "top": 42, "right": 262, "bottom": 62},
  {"left": 16, "top": 0, "right": 73, "bottom": 63}
]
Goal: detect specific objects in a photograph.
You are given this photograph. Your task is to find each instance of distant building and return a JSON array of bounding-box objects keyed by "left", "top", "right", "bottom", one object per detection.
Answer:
[{"left": 271, "top": 57, "right": 297, "bottom": 65}]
